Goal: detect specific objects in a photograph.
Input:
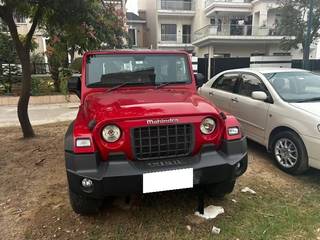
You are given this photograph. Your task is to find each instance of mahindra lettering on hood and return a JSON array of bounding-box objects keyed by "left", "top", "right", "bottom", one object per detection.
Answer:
[{"left": 64, "top": 50, "right": 248, "bottom": 215}]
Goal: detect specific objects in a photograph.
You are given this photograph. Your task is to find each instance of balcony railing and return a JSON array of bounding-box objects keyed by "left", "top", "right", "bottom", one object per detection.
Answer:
[
  {"left": 205, "top": 0, "right": 252, "bottom": 8},
  {"left": 158, "top": 0, "right": 194, "bottom": 11},
  {"left": 161, "top": 34, "right": 177, "bottom": 42},
  {"left": 160, "top": 34, "right": 192, "bottom": 44},
  {"left": 194, "top": 24, "right": 281, "bottom": 41}
]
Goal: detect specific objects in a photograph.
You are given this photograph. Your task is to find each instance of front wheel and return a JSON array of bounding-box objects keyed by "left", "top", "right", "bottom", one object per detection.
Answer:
[
  {"left": 271, "top": 131, "right": 309, "bottom": 175},
  {"left": 205, "top": 180, "right": 236, "bottom": 198},
  {"left": 69, "top": 190, "right": 103, "bottom": 215}
]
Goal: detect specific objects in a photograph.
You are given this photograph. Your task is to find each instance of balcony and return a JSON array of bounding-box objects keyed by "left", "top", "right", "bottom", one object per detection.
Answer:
[
  {"left": 158, "top": 33, "right": 194, "bottom": 49},
  {"left": 205, "top": 0, "right": 252, "bottom": 8},
  {"left": 205, "top": 0, "right": 252, "bottom": 16},
  {"left": 193, "top": 24, "right": 295, "bottom": 46},
  {"left": 157, "top": 0, "right": 195, "bottom": 17}
]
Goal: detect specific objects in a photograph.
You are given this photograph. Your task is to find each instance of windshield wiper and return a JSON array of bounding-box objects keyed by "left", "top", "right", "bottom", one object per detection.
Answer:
[
  {"left": 296, "top": 97, "right": 320, "bottom": 103},
  {"left": 106, "top": 82, "right": 129, "bottom": 93},
  {"left": 155, "top": 82, "right": 185, "bottom": 89}
]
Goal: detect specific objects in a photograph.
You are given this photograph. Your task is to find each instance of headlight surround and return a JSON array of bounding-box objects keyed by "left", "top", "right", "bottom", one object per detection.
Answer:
[
  {"left": 102, "top": 125, "right": 121, "bottom": 143},
  {"left": 318, "top": 124, "right": 320, "bottom": 133},
  {"left": 200, "top": 118, "right": 216, "bottom": 135}
]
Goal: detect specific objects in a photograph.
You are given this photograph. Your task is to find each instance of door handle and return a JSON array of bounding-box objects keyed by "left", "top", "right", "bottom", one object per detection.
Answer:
[
  {"left": 231, "top": 97, "right": 239, "bottom": 103},
  {"left": 209, "top": 91, "right": 214, "bottom": 96}
]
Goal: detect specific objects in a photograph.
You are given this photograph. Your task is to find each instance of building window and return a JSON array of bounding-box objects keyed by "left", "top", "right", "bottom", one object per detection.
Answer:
[
  {"left": 210, "top": 18, "right": 222, "bottom": 32},
  {"left": 128, "top": 28, "right": 137, "bottom": 46},
  {"left": 182, "top": 25, "right": 191, "bottom": 43},
  {"left": 161, "top": 24, "right": 176, "bottom": 41},
  {"left": 160, "top": 0, "right": 192, "bottom": 11}
]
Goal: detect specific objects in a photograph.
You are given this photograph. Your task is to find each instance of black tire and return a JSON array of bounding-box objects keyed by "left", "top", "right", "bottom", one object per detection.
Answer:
[
  {"left": 271, "top": 130, "right": 309, "bottom": 175},
  {"left": 205, "top": 180, "right": 236, "bottom": 198},
  {"left": 69, "top": 190, "right": 103, "bottom": 215}
]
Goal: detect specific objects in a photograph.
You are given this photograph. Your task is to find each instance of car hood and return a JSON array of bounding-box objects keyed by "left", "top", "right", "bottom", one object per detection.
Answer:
[
  {"left": 83, "top": 88, "right": 218, "bottom": 122},
  {"left": 290, "top": 102, "right": 320, "bottom": 118}
]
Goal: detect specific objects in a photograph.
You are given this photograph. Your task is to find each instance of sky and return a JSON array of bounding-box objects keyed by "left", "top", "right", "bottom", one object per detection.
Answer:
[{"left": 126, "top": 0, "right": 138, "bottom": 14}]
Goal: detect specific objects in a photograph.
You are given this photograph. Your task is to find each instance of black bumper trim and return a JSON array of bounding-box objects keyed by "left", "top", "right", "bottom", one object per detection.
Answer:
[{"left": 65, "top": 137, "right": 248, "bottom": 198}]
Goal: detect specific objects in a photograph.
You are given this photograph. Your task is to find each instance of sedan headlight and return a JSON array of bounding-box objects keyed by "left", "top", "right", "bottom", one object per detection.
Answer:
[
  {"left": 200, "top": 118, "right": 216, "bottom": 135},
  {"left": 102, "top": 125, "right": 121, "bottom": 142}
]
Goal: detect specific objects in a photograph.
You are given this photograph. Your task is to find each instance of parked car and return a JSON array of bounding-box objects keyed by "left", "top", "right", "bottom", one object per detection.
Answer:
[
  {"left": 65, "top": 50, "right": 248, "bottom": 215},
  {"left": 199, "top": 68, "right": 320, "bottom": 174}
]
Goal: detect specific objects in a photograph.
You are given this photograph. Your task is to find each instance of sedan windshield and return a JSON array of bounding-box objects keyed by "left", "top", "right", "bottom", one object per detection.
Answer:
[
  {"left": 86, "top": 54, "right": 191, "bottom": 87},
  {"left": 264, "top": 71, "right": 320, "bottom": 102}
]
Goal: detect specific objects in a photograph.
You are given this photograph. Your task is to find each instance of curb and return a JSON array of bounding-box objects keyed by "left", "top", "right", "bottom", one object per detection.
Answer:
[{"left": 0, "top": 94, "right": 79, "bottom": 106}]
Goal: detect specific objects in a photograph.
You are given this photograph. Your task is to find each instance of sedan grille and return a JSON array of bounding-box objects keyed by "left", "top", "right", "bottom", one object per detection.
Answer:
[{"left": 133, "top": 124, "right": 193, "bottom": 160}]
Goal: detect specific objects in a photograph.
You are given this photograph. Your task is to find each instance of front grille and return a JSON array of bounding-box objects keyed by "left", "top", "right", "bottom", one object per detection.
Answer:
[{"left": 133, "top": 124, "right": 193, "bottom": 160}]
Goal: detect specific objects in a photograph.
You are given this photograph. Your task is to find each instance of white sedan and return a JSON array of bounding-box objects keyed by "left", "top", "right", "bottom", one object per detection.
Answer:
[{"left": 199, "top": 68, "right": 320, "bottom": 174}]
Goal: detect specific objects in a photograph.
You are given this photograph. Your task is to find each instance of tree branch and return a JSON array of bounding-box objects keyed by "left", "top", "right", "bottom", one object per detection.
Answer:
[
  {"left": 25, "top": 4, "right": 44, "bottom": 49},
  {"left": 0, "top": 6, "right": 5, "bottom": 18},
  {"left": 0, "top": 6, "right": 24, "bottom": 55}
]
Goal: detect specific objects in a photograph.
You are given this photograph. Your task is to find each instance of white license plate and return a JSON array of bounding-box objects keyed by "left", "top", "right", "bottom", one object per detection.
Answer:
[{"left": 143, "top": 168, "right": 193, "bottom": 194}]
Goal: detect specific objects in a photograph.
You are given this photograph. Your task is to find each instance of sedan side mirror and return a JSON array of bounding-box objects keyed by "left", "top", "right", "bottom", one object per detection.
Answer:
[
  {"left": 195, "top": 73, "right": 205, "bottom": 88},
  {"left": 252, "top": 91, "right": 268, "bottom": 101},
  {"left": 68, "top": 75, "right": 81, "bottom": 98}
]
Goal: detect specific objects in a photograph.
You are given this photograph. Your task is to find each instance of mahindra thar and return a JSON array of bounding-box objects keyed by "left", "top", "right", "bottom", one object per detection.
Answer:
[{"left": 65, "top": 50, "right": 248, "bottom": 215}]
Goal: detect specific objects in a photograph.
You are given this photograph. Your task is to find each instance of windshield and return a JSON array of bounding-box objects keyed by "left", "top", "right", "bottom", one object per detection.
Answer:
[
  {"left": 86, "top": 54, "right": 191, "bottom": 87},
  {"left": 264, "top": 71, "right": 320, "bottom": 103}
]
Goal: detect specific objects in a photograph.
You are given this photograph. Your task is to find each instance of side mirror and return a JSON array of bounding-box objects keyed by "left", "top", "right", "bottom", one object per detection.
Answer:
[
  {"left": 195, "top": 73, "right": 205, "bottom": 88},
  {"left": 252, "top": 91, "right": 268, "bottom": 101},
  {"left": 68, "top": 75, "right": 81, "bottom": 98}
]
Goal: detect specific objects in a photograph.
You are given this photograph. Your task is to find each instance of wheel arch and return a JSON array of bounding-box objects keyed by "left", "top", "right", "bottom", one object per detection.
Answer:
[{"left": 268, "top": 126, "right": 301, "bottom": 152}]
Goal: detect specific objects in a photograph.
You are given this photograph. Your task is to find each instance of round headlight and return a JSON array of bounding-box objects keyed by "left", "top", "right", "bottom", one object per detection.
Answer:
[
  {"left": 102, "top": 125, "right": 121, "bottom": 142},
  {"left": 318, "top": 124, "right": 320, "bottom": 133},
  {"left": 200, "top": 118, "right": 216, "bottom": 135}
]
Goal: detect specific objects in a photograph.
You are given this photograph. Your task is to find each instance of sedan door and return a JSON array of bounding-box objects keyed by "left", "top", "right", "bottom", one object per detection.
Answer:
[
  {"left": 201, "top": 72, "right": 240, "bottom": 114},
  {"left": 232, "top": 72, "right": 271, "bottom": 144}
]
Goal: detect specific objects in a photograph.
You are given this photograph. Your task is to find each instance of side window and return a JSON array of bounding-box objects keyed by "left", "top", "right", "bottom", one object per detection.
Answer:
[
  {"left": 212, "top": 73, "right": 239, "bottom": 93},
  {"left": 239, "top": 73, "right": 266, "bottom": 97}
]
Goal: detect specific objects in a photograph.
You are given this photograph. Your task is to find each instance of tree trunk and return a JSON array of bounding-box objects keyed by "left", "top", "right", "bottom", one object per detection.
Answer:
[{"left": 17, "top": 49, "right": 35, "bottom": 138}]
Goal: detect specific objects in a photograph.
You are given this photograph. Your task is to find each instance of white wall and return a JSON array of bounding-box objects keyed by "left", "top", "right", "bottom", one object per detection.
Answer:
[{"left": 196, "top": 43, "right": 271, "bottom": 58}]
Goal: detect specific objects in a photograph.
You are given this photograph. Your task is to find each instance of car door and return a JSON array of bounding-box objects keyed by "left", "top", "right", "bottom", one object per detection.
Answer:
[
  {"left": 201, "top": 72, "right": 240, "bottom": 114},
  {"left": 232, "top": 72, "right": 271, "bottom": 144}
]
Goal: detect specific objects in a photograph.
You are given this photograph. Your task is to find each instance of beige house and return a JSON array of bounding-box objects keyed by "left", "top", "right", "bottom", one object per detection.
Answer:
[
  {"left": 126, "top": 11, "right": 149, "bottom": 48},
  {"left": 0, "top": 15, "right": 48, "bottom": 63},
  {"left": 138, "top": 0, "right": 318, "bottom": 58}
]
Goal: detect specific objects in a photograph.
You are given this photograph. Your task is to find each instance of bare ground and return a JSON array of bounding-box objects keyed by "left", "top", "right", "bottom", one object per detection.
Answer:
[{"left": 0, "top": 122, "right": 320, "bottom": 240}]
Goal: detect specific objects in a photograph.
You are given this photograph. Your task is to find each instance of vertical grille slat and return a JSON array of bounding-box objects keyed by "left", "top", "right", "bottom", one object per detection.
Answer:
[{"left": 133, "top": 124, "right": 192, "bottom": 160}]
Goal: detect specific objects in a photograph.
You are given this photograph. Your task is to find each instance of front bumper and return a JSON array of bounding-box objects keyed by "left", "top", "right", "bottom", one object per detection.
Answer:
[
  {"left": 302, "top": 135, "right": 320, "bottom": 170},
  {"left": 65, "top": 138, "right": 248, "bottom": 198}
]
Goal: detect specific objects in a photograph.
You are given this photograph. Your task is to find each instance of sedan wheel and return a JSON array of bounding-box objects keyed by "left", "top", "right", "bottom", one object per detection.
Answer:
[
  {"left": 271, "top": 130, "right": 309, "bottom": 175},
  {"left": 274, "top": 138, "right": 298, "bottom": 168}
]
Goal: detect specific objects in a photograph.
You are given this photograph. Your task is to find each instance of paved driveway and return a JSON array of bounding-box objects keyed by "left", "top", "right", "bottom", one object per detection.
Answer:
[{"left": 0, "top": 103, "right": 78, "bottom": 127}]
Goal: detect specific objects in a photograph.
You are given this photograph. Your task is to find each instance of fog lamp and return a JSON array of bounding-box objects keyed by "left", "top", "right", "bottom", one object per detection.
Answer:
[
  {"left": 76, "top": 138, "right": 91, "bottom": 147},
  {"left": 81, "top": 178, "right": 93, "bottom": 189},
  {"left": 228, "top": 127, "right": 240, "bottom": 136}
]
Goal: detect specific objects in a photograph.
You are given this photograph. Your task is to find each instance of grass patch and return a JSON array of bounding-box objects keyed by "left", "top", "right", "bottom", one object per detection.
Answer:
[{"left": 72, "top": 179, "right": 320, "bottom": 240}]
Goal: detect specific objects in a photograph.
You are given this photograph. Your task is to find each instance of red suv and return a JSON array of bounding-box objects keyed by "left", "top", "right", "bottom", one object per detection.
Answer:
[{"left": 65, "top": 50, "right": 247, "bottom": 215}]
